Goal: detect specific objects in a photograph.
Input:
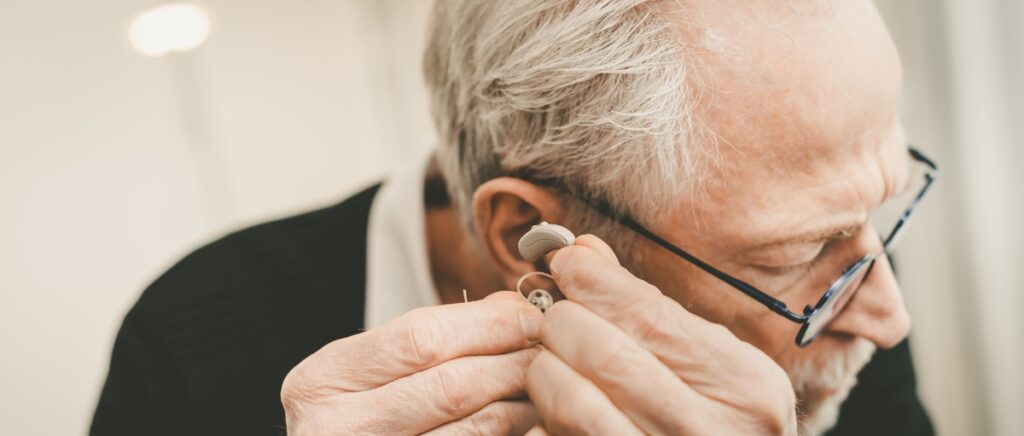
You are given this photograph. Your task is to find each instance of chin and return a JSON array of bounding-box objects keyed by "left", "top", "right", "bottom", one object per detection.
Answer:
[{"left": 786, "top": 337, "right": 876, "bottom": 436}]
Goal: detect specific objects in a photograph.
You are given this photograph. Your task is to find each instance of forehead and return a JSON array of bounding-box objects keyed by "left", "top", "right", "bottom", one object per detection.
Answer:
[{"left": 664, "top": 0, "right": 906, "bottom": 246}]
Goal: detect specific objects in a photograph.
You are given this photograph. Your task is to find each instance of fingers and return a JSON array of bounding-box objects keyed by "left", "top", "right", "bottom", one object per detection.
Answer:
[
  {"left": 547, "top": 236, "right": 744, "bottom": 374},
  {"left": 287, "top": 291, "right": 542, "bottom": 393},
  {"left": 547, "top": 234, "right": 620, "bottom": 265},
  {"left": 354, "top": 347, "right": 541, "bottom": 434},
  {"left": 539, "top": 301, "right": 711, "bottom": 435},
  {"left": 545, "top": 235, "right": 795, "bottom": 427},
  {"left": 526, "top": 350, "right": 644, "bottom": 436},
  {"left": 571, "top": 234, "right": 615, "bottom": 259},
  {"left": 421, "top": 400, "right": 538, "bottom": 436}
]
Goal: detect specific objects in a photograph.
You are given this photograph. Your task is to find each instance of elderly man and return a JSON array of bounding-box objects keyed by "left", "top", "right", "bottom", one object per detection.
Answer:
[{"left": 92, "top": 0, "right": 935, "bottom": 435}]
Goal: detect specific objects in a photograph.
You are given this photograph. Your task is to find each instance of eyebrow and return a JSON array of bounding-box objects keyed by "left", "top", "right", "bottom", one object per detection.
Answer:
[
  {"left": 748, "top": 222, "right": 863, "bottom": 251},
  {"left": 746, "top": 154, "right": 918, "bottom": 252}
]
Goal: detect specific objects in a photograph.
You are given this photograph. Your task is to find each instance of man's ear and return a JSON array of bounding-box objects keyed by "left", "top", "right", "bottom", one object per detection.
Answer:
[{"left": 472, "top": 177, "right": 564, "bottom": 288}]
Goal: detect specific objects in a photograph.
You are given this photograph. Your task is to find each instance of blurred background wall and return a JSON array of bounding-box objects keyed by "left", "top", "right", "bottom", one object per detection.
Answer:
[{"left": 0, "top": 1, "right": 1019, "bottom": 434}]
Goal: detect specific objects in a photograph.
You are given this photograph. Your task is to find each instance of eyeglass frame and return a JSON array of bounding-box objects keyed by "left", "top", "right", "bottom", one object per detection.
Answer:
[{"left": 517, "top": 145, "right": 938, "bottom": 347}]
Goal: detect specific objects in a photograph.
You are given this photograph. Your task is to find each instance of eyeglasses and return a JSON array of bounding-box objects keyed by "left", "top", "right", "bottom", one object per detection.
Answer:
[{"left": 523, "top": 146, "right": 938, "bottom": 347}]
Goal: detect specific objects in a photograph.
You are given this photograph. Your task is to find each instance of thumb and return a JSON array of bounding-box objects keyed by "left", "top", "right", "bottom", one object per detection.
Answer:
[{"left": 544, "top": 234, "right": 620, "bottom": 266}]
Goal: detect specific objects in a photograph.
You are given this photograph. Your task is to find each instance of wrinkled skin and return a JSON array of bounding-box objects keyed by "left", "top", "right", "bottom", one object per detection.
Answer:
[{"left": 281, "top": 292, "right": 544, "bottom": 435}]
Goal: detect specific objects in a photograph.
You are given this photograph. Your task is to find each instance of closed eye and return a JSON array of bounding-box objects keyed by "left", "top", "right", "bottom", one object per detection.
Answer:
[
  {"left": 752, "top": 258, "right": 818, "bottom": 277},
  {"left": 746, "top": 225, "right": 858, "bottom": 280},
  {"left": 750, "top": 237, "right": 841, "bottom": 277}
]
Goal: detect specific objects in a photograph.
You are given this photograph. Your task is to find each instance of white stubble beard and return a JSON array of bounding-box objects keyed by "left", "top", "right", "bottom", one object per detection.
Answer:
[{"left": 787, "top": 337, "right": 877, "bottom": 436}]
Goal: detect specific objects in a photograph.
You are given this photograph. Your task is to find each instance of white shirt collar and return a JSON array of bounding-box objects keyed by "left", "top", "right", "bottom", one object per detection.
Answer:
[{"left": 364, "top": 148, "right": 440, "bottom": 329}]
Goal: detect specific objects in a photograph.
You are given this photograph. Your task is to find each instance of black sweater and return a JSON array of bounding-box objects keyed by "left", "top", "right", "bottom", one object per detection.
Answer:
[{"left": 90, "top": 184, "right": 933, "bottom": 435}]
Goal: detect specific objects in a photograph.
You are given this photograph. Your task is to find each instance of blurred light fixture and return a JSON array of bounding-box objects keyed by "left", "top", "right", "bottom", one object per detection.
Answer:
[{"left": 129, "top": 4, "right": 210, "bottom": 57}]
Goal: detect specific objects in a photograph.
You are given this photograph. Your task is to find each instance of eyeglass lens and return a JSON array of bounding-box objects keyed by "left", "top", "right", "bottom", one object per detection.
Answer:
[{"left": 797, "top": 257, "right": 876, "bottom": 346}]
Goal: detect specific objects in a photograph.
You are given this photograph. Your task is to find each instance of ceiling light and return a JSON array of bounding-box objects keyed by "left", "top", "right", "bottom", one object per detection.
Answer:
[{"left": 128, "top": 4, "right": 210, "bottom": 57}]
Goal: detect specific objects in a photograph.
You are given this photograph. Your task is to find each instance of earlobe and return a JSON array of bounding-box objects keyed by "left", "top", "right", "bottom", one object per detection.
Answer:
[{"left": 471, "top": 177, "right": 564, "bottom": 288}]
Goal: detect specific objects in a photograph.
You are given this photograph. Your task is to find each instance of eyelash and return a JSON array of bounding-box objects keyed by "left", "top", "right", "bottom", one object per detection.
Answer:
[
  {"left": 755, "top": 244, "right": 830, "bottom": 276},
  {"left": 756, "top": 260, "right": 817, "bottom": 276}
]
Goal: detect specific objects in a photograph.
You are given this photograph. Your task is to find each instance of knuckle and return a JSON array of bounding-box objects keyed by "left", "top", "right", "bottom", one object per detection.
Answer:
[
  {"left": 705, "top": 320, "right": 737, "bottom": 343},
  {"left": 432, "top": 363, "right": 474, "bottom": 417},
  {"left": 627, "top": 298, "right": 674, "bottom": 344},
  {"left": 545, "top": 389, "right": 610, "bottom": 436},
  {"left": 401, "top": 309, "right": 446, "bottom": 367},
  {"left": 280, "top": 360, "right": 354, "bottom": 435},
  {"left": 743, "top": 344, "right": 792, "bottom": 392},
  {"left": 696, "top": 321, "right": 744, "bottom": 361},
  {"left": 763, "top": 374, "right": 797, "bottom": 429},
  {"left": 279, "top": 374, "right": 303, "bottom": 414},
  {"left": 771, "top": 367, "right": 796, "bottom": 405},
  {"left": 548, "top": 387, "right": 589, "bottom": 425},
  {"left": 455, "top": 423, "right": 490, "bottom": 436},
  {"left": 280, "top": 359, "right": 320, "bottom": 413},
  {"left": 662, "top": 413, "right": 695, "bottom": 435},
  {"left": 461, "top": 405, "right": 511, "bottom": 436},
  {"left": 753, "top": 407, "right": 795, "bottom": 435},
  {"left": 484, "top": 300, "right": 538, "bottom": 347},
  {"left": 492, "top": 304, "right": 527, "bottom": 334},
  {"left": 731, "top": 346, "right": 796, "bottom": 434},
  {"left": 589, "top": 345, "right": 636, "bottom": 378}
]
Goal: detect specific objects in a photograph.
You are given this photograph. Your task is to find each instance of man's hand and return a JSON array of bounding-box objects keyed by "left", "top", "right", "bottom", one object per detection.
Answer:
[
  {"left": 281, "top": 291, "right": 543, "bottom": 435},
  {"left": 525, "top": 235, "right": 798, "bottom": 435}
]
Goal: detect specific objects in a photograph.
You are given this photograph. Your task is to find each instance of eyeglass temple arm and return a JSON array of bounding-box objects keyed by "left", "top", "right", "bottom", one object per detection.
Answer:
[
  {"left": 516, "top": 173, "right": 812, "bottom": 323},
  {"left": 884, "top": 146, "right": 939, "bottom": 249},
  {"left": 610, "top": 213, "right": 810, "bottom": 322}
]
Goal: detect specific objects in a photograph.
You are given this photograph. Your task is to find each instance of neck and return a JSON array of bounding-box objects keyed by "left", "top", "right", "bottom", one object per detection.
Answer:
[
  {"left": 422, "top": 160, "right": 504, "bottom": 304},
  {"left": 425, "top": 207, "right": 502, "bottom": 303}
]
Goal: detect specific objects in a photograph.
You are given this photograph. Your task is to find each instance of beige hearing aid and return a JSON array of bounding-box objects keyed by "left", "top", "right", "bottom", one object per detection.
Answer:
[{"left": 517, "top": 222, "right": 576, "bottom": 262}]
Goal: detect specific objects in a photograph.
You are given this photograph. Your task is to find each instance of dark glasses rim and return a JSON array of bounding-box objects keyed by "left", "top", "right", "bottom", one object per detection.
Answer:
[{"left": 795, "top": 253, "right": 879, "bottom": 346}]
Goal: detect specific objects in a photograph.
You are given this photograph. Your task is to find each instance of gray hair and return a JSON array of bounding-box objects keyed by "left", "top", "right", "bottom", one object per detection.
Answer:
[{"left": 423, "top": 0, "right": 708, "bottom": 247}]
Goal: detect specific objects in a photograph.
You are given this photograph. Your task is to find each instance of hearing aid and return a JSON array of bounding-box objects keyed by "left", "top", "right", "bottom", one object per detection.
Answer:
[
  {"left": 516, "top": 222, "right": 576, "bottom": 312},
  {"left": 517, "top": 222, "right": 576, "bottom": 262}
]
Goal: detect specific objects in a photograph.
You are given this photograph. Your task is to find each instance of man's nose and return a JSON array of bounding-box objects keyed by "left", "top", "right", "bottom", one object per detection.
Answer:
[{"left": 825, "top": 232, "right": 912, "bottom": 349}]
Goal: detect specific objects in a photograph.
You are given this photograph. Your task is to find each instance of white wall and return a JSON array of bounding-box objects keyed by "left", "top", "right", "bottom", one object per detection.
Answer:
[
  {"left": 0, "top": 1, "right": 434, "bottom": 435},
  {"left": 0, "top": 1, "right": 1017, "bottom": 435},
  {"left": 879, "top": 1, "right": 1024, "bottom": 434}
]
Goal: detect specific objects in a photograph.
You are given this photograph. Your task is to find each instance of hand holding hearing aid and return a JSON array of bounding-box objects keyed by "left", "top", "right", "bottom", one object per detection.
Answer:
[
  {"left": 281, "top": 293, "right": 543, "bottom": 435},
  {"left": 519, "top": 229, "right": 797, "bottom": 435}
]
